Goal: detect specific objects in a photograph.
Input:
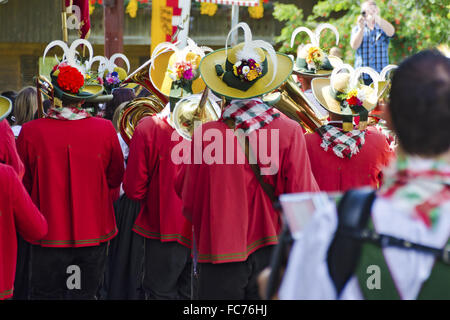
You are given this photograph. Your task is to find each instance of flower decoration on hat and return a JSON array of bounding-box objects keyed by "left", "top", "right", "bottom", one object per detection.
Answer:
[
  {"left": 149, "top": 38, "right": 212, "bottom": 104},
  {"left": 330, "top": 64, "right": 380, "bottom": 130},
  {"left": 291, "top": 23, "right": 340, "bottom": 74},
  {"left": 86, "top": 53, "right": 131, "bottom": 93},
  {"left": 213, "top": 22, "right": 278, "bottom": 92},
  {"left": 43, "top": 39, "right": 103, "bottom": 102}
]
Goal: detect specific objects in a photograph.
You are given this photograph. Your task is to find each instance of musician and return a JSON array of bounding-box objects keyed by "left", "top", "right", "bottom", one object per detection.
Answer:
[
  {"left": 0, "top": 96, "right": 24, "bottom": 179},
  {"left": 279, "top": 50, "right": 450, "bottom": 300},
  {"left": 176, "top": 23, "right": 319, "bottom": 299},
  {"left": 305, "top": 113, "right": 394, "bottom": 192},
  {"left": 16, "top": 55, "right": 124, "bottom": 299},
  {"left": 0, "top": 162, "right": 47, "bottom": 301},
  {"left": 123, "top": 40, "right": 209, "bottom": 299}
]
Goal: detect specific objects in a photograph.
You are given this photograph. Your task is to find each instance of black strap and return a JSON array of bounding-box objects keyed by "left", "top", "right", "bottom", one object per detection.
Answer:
[
  {"left": 223, "top": 118, "right": 277, "bottom": 204},
  {"left": 327, "top": 188, "right": 376, "bottom": 297}
]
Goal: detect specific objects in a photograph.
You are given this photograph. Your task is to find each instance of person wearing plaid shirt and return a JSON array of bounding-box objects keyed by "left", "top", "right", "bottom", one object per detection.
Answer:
[{"left": 351, "top": 1, "right": 395, "bottom": 84}]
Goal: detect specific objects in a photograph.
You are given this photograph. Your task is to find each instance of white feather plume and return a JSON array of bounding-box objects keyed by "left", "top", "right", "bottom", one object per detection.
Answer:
[
  {"left": 379, "top": 64, "right": 398, "bottom": 80},
  {"left": 352, "top": 67, "right": 380, "bottom": 100},
  {"left": 330, "top": 64, "right": 355, "bottom": 94},
  {"left": 291, "top": 27, "right": 317, "bottom": 48},
  {"left": 315, "top": 23, "right": 339, "bottom": 47}
]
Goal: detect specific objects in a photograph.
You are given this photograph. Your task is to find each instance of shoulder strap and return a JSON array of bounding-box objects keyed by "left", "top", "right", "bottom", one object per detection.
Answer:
[
  {"left": 327, "top": 188, "right": 376, "bottom": 297},
  {"left": 223, "top": 118, "right": 277, "bottom": 204}
]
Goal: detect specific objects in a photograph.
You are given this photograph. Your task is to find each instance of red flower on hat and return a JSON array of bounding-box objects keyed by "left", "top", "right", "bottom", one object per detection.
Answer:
[
  {"left": 346, "top": 95, "right": 362, "bottom": 107},
  {"left": 56, "top": 65, "right": 85, "bottom": 94}
]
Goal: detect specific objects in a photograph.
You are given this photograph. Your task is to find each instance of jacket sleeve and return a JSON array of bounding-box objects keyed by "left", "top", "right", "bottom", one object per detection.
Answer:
[
  {"left": 15, "top": 124, "right": 32, "bottom": 192},
  {"left": 123, "top": 119, "right": 157, "bottom": 201},
  {"left": 9, "top": 166, "right": 47, "bottom": 241},
  {"left": 278, "top": 126, "right": 320, "bottom": 194},
  {"left": 0, "top": 120, "right": 25, "bottom": 180},
  {"left": 106, "top": 123, "right": 125, "bottom": 190}
]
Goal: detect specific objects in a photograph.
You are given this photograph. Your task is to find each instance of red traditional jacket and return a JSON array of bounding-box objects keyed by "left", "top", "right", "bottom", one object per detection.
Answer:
[
  {"left": 16, "top": 117, "right": 124, "bottom": 247},
  {"left": 123, "top": 115, "right": 192, "bottom": 248},
  {"left": 0, "top": 119, "right": 24, "bottom": 179},
  {"left": 0, "top": 164, "right": 47, "bottom": 300},
  {"left": 305, "top": 124, "right": 394, "bottom": 192},
  {"left": 176, "top": 114, "right": 319, "bottom": 264}
]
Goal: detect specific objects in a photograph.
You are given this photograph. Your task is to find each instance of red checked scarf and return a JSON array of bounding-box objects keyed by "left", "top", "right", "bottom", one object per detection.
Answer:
[
  {"left": 47, "top": 106, "right": 92, "bottom": 120},
  {"left": 221, "top": 98, "right": 280, "bottom": 134},
  {"left": 379, "top": 156, "right": 450, "bottom": 228},
  {"left": 317, "top": 124, "right": 366, "bottom": 159}
]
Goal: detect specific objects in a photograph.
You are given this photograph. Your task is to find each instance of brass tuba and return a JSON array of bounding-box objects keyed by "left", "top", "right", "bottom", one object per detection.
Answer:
[
  {"left": 172, "top": 88, "right": 221, "bottom": 140},
  {"left": 119, "top": 96, "right": 166, "bottom": 145},
  {"left": 264, "top": 75, "right": 327, "bottom": 133},
  {"left": 121, "top": 59, "right": 169, "bottom": 105}
]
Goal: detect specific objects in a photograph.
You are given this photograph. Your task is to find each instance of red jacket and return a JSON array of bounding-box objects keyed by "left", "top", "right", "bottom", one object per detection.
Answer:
[
  {"left": 0, "top": 164, "right": 47, "bottom": 300},
  {"left": 123, "top": 116, "right": 192, "bottom": 248},
  {"left": 16, "top": 117, "right": 124, "bottom": 247},
  {"left": 0, "top": 119, "right": 24, "bottom": 179},
  {"left": 176, "top": 115, "right": 319, "bottom": 264},
  {"left": 305, "top": 125, "right": 394, "bottom": 192}
]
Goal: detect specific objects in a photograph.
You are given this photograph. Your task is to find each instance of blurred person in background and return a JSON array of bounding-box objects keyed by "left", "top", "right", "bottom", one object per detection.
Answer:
[
  {"left": 350, "top": 0, "right": 395, "bottom": 85},
  {"left": 11, "top": 87, "right": 37, "bottom": 138}
]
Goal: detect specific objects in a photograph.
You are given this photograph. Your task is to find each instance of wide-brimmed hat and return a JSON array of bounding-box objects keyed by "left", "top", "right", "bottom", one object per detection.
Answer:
[
  {"left": 311, "top": 65, "right": 380, "bottom": 131},
  {"left": 149, "top": 38, "right": 212, "bottom": 100},
  {"left": 43, "top": 39, "right": 105, "bottom": 104},
  {"left": 0, "top": 96, "right": 12, "bottom": 121},
  {"left": 291, "top": 23, "right": 342, "bottom": 77},
  {"left": 199, "top": 22, "right": 293, "bottom": 100}
]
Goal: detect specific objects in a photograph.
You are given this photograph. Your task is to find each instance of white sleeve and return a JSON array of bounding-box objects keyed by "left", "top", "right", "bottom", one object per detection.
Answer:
[{"left": 279, "top": 202, "right": 339, "bottom": 300}]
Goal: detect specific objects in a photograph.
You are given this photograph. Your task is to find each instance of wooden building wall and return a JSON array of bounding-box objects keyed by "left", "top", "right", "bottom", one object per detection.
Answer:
[{"left": 0, "top": 0, "right": 316, "bottom": 92}]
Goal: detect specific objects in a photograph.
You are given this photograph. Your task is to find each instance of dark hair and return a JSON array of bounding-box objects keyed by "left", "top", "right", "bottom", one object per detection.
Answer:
[
  {"left": 104, "top": 88, "right": 135, "bottom": 121},
  {"left": 389, "top": 50, "right": 450, "bottom": 156}
]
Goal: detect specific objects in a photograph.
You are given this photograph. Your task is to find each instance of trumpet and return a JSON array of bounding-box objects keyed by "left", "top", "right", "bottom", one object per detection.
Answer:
[
  {"left": 264, "top": 75, "right": 327, "bottom": 133},
  {"left": 119, "top": 96, "right": 166, "bottom": 145},
  {"left": 35, "top": 75, "right": 55, "bottom": 118}
]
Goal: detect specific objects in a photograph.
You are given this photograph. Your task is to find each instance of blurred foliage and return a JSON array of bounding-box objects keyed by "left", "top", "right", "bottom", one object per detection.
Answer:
[{"left": 273, "top": 0, "right": 450, "bottom": 64}]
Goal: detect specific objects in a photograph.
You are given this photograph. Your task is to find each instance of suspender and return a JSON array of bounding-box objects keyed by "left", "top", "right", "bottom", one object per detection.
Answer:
[
  {"left": 223, "top": 118, "right": 277, "bottom": 204},
  {"left": 330, "top": 188, "right": 450, "bottom": 299}
]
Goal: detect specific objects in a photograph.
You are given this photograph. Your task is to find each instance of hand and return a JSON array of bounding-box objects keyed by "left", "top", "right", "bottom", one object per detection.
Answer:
[
  {"left": 374, "top": 13, "right": 381, "bottom": 25},
  {"left": 357, "top": 15, "right": 365, "bottom": 29}
]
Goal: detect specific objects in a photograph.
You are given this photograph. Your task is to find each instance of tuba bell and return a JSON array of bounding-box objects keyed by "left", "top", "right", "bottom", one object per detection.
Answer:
[
  {"left": 119, "top": 96, "right": 166, "bottom": 145},
  {"left": 172, "top": 88, "right": 221, "bottom": 140},
  {"left": 264, "top": 75, "right": 328, "bottom": 133}
]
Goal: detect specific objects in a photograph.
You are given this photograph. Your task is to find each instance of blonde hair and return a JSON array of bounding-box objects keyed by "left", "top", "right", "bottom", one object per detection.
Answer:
[
  {"left": 112, "top": 101, "right": 129, "bottom": 132},
  {"left": 14, "top": 86, "right": 37, "bottom": 125}
]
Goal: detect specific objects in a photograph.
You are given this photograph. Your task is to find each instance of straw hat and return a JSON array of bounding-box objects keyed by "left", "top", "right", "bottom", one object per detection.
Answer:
[
  {"left": 0, "top": 96, "right": 12, "bottom": 121},
  {"left": 43, "top": 39, "right": 104, "bottom": 103},
  {"left": 149, "top": 38, "right": 212, "bottom": 100},
  {"left": 199, "top": 22, "right": 293, "bottom": 100},
  {"left": 291, "top": 23, "right": 343, "bottom": 77},
  {"left": 311, "top": 65, "right": 381, "bottom": 131}
]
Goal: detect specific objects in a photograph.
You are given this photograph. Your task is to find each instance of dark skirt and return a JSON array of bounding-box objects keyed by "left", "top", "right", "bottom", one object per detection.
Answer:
[
  {"left": 13, "top": 234, "right": 32, "bottom": 300},
  {"left": 102, "top": 193, "right": 145, "bottom": 300}
]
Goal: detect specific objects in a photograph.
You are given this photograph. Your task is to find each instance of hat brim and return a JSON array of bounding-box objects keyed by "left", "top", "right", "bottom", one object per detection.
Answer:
[
  {"left": 311, "top": 77, "right": 378, "bottom": 116},
  {"left": 0, "top": 96, "right": 12, "bottom": 121},
  {"left": 150, "top": 50, "right": 206, "bottom": 98},
  {"left": 54, "top": 84, "right": 104, "bottom": 102},
  {"left": 292, "top": 55, "right": 343, "bottom": 78},
  {"left": 199, "top": 49, "right": 293, "bottom": 100}
]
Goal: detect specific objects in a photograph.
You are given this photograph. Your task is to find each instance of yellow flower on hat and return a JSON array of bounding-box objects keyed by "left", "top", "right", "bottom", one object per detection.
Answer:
[{"left": 200, "top": 3, "right": 218, "bottom": 16}]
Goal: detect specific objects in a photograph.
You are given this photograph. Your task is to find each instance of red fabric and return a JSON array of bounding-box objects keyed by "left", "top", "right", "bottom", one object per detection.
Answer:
[
  {"left": 305, "top": 125, "right": 395, "bottom": 192},
  {"left": 176, "top": 114, "right": 319, "bottom": 263},
  {"left": 16, "top": 117, "right": 124, "bottom": 247},
  {"left": 0, "top": 164, "right": 47, "bottom": 300},
  {"left": 0, "top": 119, "right": 24, "bottom": 180},
  {"left": 123, "top": 116, "right": 192, "bottom": 248},
  {"left": 67, "top": 0, "right": 91, "bottom": 39}
]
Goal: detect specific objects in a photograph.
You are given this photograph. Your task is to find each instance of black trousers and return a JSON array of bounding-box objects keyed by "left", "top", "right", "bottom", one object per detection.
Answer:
[
  {"left": 196, "top": 245, "right": 274, "bottom": 300},
  {"left": 143, "top": 238, "right": 191, "bottom": 300},
  {"left": 29, "top": 242, "right": 108, "bottom": 300}
]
